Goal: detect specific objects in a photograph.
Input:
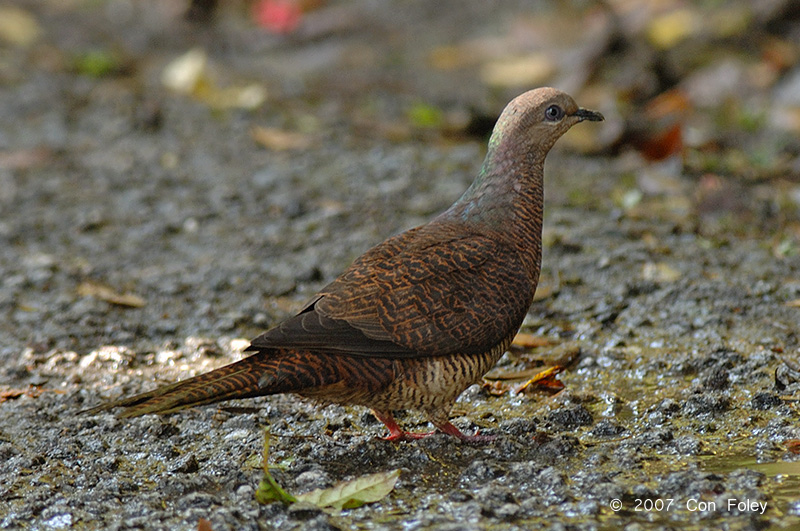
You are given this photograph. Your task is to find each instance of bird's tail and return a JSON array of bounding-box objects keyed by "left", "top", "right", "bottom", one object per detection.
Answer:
[
  {"left": 85, "top": 355, "right": 273, "bottom": 418},
  {"left": 85, "top": 349, "right": 396, "bottom": 418}
]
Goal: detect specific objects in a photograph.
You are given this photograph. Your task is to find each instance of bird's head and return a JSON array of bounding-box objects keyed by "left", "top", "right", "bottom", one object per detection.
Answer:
[{"left": 488, "top": 87, "right": 604, "bottom": 160}]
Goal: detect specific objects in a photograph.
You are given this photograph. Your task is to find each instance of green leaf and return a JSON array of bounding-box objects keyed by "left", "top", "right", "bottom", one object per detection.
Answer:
[
  {"left": 296, "top": 469, "right": 401, "bottom": 510},
  {"left": 253, "top": 427, "right": 399, "bottom": 509},
  {"left": 255, "top": 471, "right": 297, "bottom": 505},
  {"left": 254, "top": 428, "right": 297, "bottom": 505},
  {"left": 407, "top": 102, "right": 443, "bottom": 129},
  {"left": 74, "top": 50, "right": 121, "bottom": 78}
]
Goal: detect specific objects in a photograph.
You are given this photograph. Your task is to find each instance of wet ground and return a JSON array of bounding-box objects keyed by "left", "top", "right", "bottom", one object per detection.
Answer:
[{"left": 1, "top": 1, "right": 800, "bottom": 530}]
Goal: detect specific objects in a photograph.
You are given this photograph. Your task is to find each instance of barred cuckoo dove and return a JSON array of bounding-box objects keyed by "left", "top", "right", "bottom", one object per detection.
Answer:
[{"left": 88, "top": 88, "right": 603, "bottom": 441}]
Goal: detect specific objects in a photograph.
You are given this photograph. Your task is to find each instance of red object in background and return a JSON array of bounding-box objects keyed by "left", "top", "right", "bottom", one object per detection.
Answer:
[
  {"left": 634, "top": 89, "right": 689, "bottom": 161},
  {"left": 253, "top": 0, "right": 302, "bottom": 34},
  {"left": 637, "top": 122, "right": 683, "bottom": 162}
]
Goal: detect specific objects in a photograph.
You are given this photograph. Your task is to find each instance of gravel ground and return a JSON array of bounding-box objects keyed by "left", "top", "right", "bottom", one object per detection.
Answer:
[{"left": 2, "top": 1, "right": 800, "bottom": 530}]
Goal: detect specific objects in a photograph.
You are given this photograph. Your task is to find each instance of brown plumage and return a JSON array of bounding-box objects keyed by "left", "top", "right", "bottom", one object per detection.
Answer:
[{"left": 88, "top": 88, "right": 603, "bottom": 441}]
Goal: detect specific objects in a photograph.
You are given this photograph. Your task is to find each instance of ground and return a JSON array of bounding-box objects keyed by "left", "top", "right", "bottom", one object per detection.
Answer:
[{"left": 1, "top": 1, "right": 800, "bottom": 530}]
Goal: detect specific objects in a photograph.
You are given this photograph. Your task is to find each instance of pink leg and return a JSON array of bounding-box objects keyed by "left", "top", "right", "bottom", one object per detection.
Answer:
[
  {"left": 372, "top": 410, "right": 434, "bottom": 441},
  {"left": 435, "top": 421, "right": 497, "bottom": 443},
  {"left": 372, "top": 410, "right": 495, "bottom": 442}
]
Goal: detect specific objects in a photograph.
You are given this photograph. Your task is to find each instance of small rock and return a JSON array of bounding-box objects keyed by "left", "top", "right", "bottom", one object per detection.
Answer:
[
  {"left": 295, "top": 468, "right": 332, "bottom": 491},
  {"left": 287, "top": 501, "right": 324, "bottom": 521},
  {"left": 750, "top": 392, "right": 782, "bottom": 410},
  {"left": 547, "top": 405, "right": 593, "bottom": 431},
  {"left": 590, "top": 419, "right": 625, "bottom": 437},
  {"left": 494, "top": 502, "right": 520, "bottom": 521},
  {"left": 682, "top": 394, "right": 729, "bottom": 415},
  {"left": 171, "top": 453, "right": 199, "bottom": 474}
]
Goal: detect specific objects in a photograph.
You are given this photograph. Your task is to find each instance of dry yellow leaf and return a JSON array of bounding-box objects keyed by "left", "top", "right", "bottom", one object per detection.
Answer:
[
  {"left": 480, "top": 54, "right": 556, "bottom": 88},
  {"left": 642, "top": 261, "right": 681, "bottom": 283},
  {"left": 162, "top": 48, "right": 266, "bottom": 110},
  {"left": 162, "top": 48, "right": 207, "bottom": 94},
  {"left": 251, "top": 126, "right": 310, "bottom": 151},
  {"left": 512, "top": 333, "right": 551, "bottom": 349},
  {"left": 0, "top": 7, "right": 41, "bottom": 47},
  {"left": 77, "top": 281, "right": 146, "bottom": 308},
  {"left": 646, "top": 9, "right": 698, "bottom": 50},
  {"left": 514, "top": 365, "right": 564, "bottom": 394}
]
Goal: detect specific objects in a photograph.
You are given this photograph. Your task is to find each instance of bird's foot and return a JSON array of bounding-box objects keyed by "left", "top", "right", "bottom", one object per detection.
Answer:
[
  {"left": 373, "top": 410, "right": 431, "bottom": 442},
  {"left": 385, "top": 422, "right": 496, "bottom": 443},
  {"left": 381, "top": 429, "right": 436, "bottom": 442},
  {"left": 436, "top": 421, "right": 496, "bottom": 443},
  {"left": 372, "top": 410, "right": 495, "bottom": 443}
]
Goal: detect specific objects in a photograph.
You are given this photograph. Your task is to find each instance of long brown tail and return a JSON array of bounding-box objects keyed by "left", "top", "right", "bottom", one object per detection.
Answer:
[
  {"left": 85, "top": 355, "right": 274, "bottom": 417},
  {"left": 85, "top": 349, "right": 395, "bottom": 418}
]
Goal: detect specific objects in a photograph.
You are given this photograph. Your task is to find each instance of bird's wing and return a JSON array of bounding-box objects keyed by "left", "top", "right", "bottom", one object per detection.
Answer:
[{"left": 247, "top": 224, "right": 535, "bottom": 358}]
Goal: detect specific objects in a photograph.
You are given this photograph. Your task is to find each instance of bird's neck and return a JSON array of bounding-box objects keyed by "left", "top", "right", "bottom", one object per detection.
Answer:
[
  {"left": 443, "top": 142, "right": 546, "bottom": 270},
  {"left": 448, "top": 144, "right": 545, "bottom": 230}
]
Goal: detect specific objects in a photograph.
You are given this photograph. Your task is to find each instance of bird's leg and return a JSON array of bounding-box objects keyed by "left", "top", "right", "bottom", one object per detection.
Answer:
[
  {"left": 427, "top": 407, "right": 496, "bottom": 443},
  {"left": 373, "top": 409, "right": 496, "bottom": 442},
  {"left": 433, "top": 420, "right": 497, "bottom": 443},
  {"left": 372, "top": 409, "right": 434, "bottom": 441}
]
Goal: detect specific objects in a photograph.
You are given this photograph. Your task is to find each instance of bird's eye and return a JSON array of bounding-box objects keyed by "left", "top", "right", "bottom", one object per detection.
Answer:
[{"left": 545, "top": 105, "right": 564, "bottom": 122}]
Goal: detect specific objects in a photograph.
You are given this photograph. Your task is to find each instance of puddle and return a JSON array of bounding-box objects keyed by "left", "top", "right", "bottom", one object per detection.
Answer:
[{"left": 699, "top": 453, "right": 800, "bottom": 510}]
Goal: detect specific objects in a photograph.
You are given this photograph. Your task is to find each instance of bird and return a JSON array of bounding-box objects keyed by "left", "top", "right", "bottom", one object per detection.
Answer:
[{"left": 87, "top": 88, "right": 603, "bottom": 441}]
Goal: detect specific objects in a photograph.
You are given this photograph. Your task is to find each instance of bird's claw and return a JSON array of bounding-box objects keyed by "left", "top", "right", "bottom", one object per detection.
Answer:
[{"left": 381, "top": 430, "right": 436, "bottom": 442}]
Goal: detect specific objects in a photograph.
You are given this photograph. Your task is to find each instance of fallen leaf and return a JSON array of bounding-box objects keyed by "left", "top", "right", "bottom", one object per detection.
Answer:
[
  {"left": 0, "top": 6, "right": 41, "bottom": 46},
  {"left": 251, "top": 126, "right": 310, "bottom": 151},
  {"left": 480, "top": 53, "right": 556, "bottom": 88},
  {"left": 407, "top": 102, "right": 444, "bottom": 129},
  {"left": 162, "top": 48, "right": 207, "bottom": 94},
  {"left": 514, "top": 366, "right": 565, "bottom": 394},
  {"left": 483, "top": 366, "right": 565, "bottom": 395},
  {"left": 646, "top": 8, "right": 698, "bottom": 50},
  {"left": 296, "top": 469, "right": 401, "bottom": 510},
  {"left": 162, "top": 49, "right": 266, "bottom": 110},
  {"left": 256, "top": 427, "right": 399, "bottom": 509},
  {"left": 77, "top": 281, "right": 146, "bottom": 308},
  {"left": 642, "top": 262, "right": 681, "bottom": 283},
  {"left": 512, "top": 333, "right": 551, "bottom": 349},
  {"left": 0, "top": 386, "right": 63, "bottom": 404},
  {"left": 761, "top": 37, "right": 797, "bottom": 73},
  {"left": 636, "top": 122, "right": 683, "bottom": 162},
  {"left": 201, "top": 84, "right": 267, "bottom": 111},
  {"left": 74, "top": 49, "right": 123, "bottom": 78},
  {"left": 0, "top": 389, "right": 25, "bottom": 401},
  {"left": 786, "top": 299, "right": 800, "bottom": 308},
  {"left": 484, "top": 367, "right": 547, "bottom": 381},
  {"left": 197, "top": 518, "right": 214, "bottom": 531},
  {"left": 645, "top": 89, "right": 691, "bottom": 120},
  {"left": 786, "top": 440, "right": 800, "bottom": 454}
]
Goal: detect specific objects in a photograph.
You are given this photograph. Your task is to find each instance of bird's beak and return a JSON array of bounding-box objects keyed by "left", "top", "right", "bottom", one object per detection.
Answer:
[{"left": 573, "top": 108, "right": 604, "bottom": 122}]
